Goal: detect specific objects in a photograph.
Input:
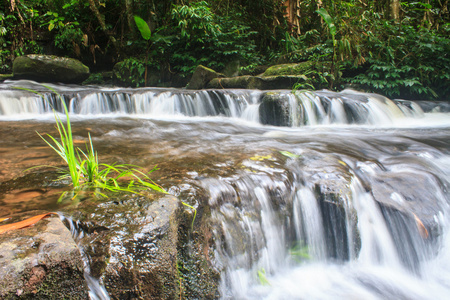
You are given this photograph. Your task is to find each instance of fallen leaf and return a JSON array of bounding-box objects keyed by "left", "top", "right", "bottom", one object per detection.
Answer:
[
  {"left": 413, "top": 213, "right": 429, "bottom": 239},
  {"left": 280, "top": 151, "right": 300, "bottom": 159},
  {"left": 0, "top": 217, "right": 10, "bottom": 223},
  {"left": 0, "top": 213, "right": 57, "bottom": 235}
]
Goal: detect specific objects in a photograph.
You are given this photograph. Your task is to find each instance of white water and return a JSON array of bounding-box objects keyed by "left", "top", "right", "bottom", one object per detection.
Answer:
[
  {"left": 59, "top": 215, "right": 110, "bottom": 300},
  {"left": 209, "top": 158, "right": 449, "bottom": 299},
  {"left": 1, "top": 80, "right": 447, "bottom": 128}
]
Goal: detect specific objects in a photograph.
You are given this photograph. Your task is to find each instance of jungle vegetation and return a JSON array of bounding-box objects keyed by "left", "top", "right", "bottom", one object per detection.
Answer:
[{"left": 1, "top": 0, "right": 449, "bottom": 100}]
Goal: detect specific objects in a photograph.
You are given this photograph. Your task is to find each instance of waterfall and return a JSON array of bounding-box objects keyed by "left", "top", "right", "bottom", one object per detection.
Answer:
[
  {"left": 59, "top": 215, "right": 111, "bottom": 300},
  {"left": 204, "top": 154, "right": 449, "bottom": 299},
  {"left": 0, "top": 80, "right": 439, "bottom": 126}
]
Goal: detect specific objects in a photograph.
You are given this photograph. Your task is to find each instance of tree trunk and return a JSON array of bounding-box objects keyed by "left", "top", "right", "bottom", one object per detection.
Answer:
[
  {"left": 87, "top": 0, "right": 118, "bottom": 49},
  {"left": 125, "top": 0, "right": 136, "bottom": 37},
  {"left": 285, "top": 0, "right": 301, "bottom": 35},
  {"left": 390, "top": 0, "right": 400, "bottom": 20}
]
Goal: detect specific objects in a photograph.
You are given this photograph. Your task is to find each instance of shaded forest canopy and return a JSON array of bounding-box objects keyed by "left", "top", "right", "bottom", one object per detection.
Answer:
[{"left": 0, "top": 0, "right": 449, "bottom": 100}]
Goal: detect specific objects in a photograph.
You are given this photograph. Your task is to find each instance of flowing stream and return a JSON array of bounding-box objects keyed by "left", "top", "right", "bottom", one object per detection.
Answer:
[{"left": 0, "top": 80, "right": 449, "bottom": 299}]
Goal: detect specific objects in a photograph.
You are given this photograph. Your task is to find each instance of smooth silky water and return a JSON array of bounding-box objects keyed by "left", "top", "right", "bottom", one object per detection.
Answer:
[{"left": 0, "top": 80, "right": 449, "bottom": 299}]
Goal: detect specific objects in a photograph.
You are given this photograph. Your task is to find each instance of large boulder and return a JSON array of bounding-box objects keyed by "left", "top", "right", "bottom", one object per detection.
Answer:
[
  {"left": 13, "top": 55, "right": 90, "bottom": 84},
  {"left": 0, "top": 213, "right": 88, "bottom": 299},
  {"left": 186, "top": 65, "right": 223, "bottom": 90}
]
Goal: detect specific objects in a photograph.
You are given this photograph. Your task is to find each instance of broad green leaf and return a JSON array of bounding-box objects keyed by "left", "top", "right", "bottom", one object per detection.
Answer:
[
  {"left": 316, "top": 8, "right": 336, "bottom": 37},
  {"left": 134, "top": 15, "right": 151, "bottom": 40}
]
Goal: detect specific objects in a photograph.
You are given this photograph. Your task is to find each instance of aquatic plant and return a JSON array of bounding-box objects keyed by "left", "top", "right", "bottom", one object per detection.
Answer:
[{"left": 15, "top": 85, "right": 165, "bottom": 199}]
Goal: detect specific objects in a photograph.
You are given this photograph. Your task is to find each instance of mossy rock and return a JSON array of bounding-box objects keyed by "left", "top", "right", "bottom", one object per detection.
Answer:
[
  {"left": 207, "top": 75, "right": 308, "bottom": 90},
  {"left": 186, "top": 65, "right": 224, "bottom": 90},
  {"left": 262, "top": 61, "right": 315, "bottom": 76},
  {"left": 13, "top": 55, "right": 90, "bottom": 84}
]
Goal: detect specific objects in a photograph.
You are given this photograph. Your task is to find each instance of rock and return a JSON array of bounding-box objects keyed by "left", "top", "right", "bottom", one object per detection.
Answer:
[
  {"left": 61, "top": 193, "right": 182, "bottom": 299},
  {"left": 13, "top": 55, "right": 90, "bottom": 84},
  {"left": 259, "top": 92, "right": 291, "bottom": 126},
  {"left": 186, "top": 65, "right": 224, "bottom": 90},
  {"left": 262, "top": 61, "right": 314, "bottom": 76},
  {"left": 222, "top": 60, "right": 240, "bottom": 77},
  {"left": 0, "top": 213, "right": 88, "bottom": 299},
  {"left": 207, "top": 75, "right": 307, "bottom": 90},
  {"left": 262, "top": 61, "right": 315, "bottom": 76}
]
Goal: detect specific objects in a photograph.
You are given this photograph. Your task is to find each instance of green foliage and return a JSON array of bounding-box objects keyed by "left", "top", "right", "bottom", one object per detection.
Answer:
[
  {"left": 114, "top": 58, "right": 146, "bottom": 87},
  {"left": 166, "top": 1, "right": 261, "bottom": 75},
  {"left": 134, "top": 16, "right": 151, "bottom": 41},
  {"left": 1, "top": 0, "right": 449, "bottom": 99},
  {"left": 347, "top": 21, "right": 450, "bottom": 99},
  {"left": 316, "top": 8, "right": 337, "bottom": 39},
  {"left": 83, "top": 73, "right": 104, "bottom": 85}
]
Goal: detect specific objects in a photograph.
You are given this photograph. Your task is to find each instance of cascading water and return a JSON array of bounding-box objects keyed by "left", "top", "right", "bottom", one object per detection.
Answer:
[
  {"left": 0, "top": 80, "right": 449, "bottom": 299},
  {"left": 59, "top": 215, "right": 110, "bottom": 300},
  {"left": 0, "top": 80, "right": 432, "bottom": 126}
]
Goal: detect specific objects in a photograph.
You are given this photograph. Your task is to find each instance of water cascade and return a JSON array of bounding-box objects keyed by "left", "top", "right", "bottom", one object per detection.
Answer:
[{"left": 0, "top": 80, "right": 449, "bottom": 299}]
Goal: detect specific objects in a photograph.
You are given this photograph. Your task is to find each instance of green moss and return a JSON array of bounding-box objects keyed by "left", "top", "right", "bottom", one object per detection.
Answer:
[{"left": 262, "top": 61, "right": 315, "bottom": 76}]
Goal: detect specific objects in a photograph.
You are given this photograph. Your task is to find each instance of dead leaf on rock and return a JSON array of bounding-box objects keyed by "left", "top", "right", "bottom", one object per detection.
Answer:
[
  {"left": 413, "top": 213, "right": 429, "bottom": 239},
  {"left": 0, "top": 213, "right": 57, "bottom": 235}
]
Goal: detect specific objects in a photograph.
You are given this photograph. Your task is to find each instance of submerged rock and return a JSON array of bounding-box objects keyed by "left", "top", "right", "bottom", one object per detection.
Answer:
[
  {"left": 13, "top": 55, "right": 90, "bottom": 84},
  {"left": 0, "top": 213, "right": 88, "bottom": 299},
  {"left": 259, "top": 92, "right": 291, "bottom": 126}
]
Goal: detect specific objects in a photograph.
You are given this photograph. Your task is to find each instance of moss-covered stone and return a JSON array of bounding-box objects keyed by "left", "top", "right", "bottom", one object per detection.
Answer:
[
  {"left": 186, "top": 65, "right": 224, "bottom": 90},
  {"left": 207, "top": 75, "right": 308, "bottom": 90},
  {"left": 13, "top": 55, "right": 90, "bottom": 84},
  {"left": 262, "top": 61, "right": 315, "bottom": 76},
  {"left": 0, "top": 214, "right": 88, "bottom": 299}
]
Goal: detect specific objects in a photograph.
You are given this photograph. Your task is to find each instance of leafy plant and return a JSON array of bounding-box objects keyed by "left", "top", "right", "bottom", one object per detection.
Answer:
[
  {"left": 134, "top": 15, "right": 152, "bottom": 86},
  {"left": 15, "top": 85, "right": 165, "bottom": 199},
  {"left": 347, "top": 21, "right": 450, "bottom": 99},
  {"left": 316, "top": 8, "right": 338, "bottom": 86},
  {"left": 134, "top": 16, "right": 151, "bottom": 41},
  {"left": 114, "top": 57, "right": 146, "bottom": 87}
]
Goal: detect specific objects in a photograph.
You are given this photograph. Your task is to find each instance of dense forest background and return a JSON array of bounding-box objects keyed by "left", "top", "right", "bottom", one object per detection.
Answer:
[{"left": 0, "top": 0, "right": 449, "bottom": 100}]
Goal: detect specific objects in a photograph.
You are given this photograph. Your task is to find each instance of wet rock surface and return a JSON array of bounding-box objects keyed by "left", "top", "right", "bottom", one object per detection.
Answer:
[
  {"left": 0, "top": 214, "right": 88, "bottom": 299},
  {"left": 186, "top": 65, "right": 224, "bottom": 90},
  {"left": 61, "top": 192, "right": 183, "bottom": 299},
  {"left": 13, "top": 55, "right": 90, "bottom": 84}
]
